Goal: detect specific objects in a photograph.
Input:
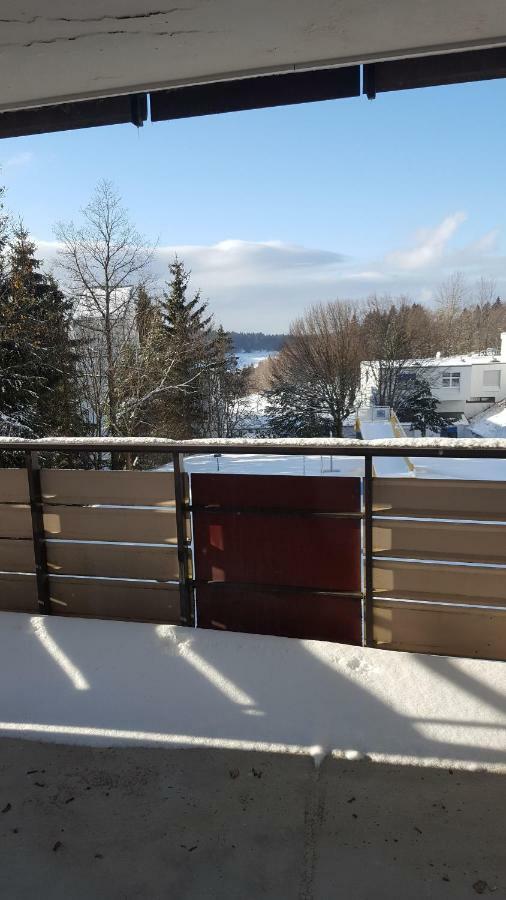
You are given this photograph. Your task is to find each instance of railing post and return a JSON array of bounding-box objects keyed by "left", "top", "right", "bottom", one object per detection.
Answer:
[
  {"left": 173, "top": 452, "right": 194, "bottom": 627},
  {"left": 363, "top": 453, "right": 373, "bottom": 646},
  {"left": 25, "top": 451, "right": 51, "bottom": 615}
]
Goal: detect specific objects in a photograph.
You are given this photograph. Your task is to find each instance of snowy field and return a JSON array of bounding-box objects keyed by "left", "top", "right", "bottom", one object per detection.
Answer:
[{"left": 174, "top": 452, "right": 506, "bottom": 480}]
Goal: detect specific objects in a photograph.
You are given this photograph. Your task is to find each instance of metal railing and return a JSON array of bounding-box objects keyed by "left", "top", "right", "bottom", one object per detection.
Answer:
[
  {"left": 1, "top": 436, "right": 506, "bottom": 658},
  {"left": 2, "top": 435, "right": 506, "bottom": 456}
]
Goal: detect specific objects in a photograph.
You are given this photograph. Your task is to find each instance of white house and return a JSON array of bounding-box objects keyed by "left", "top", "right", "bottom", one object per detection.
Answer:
[{"left": 360, "top": 332, "right": 506, "bottom": 420}]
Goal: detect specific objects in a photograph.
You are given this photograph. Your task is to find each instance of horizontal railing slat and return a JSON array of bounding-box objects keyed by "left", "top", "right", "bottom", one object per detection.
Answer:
[
  {"left": 0, "top": 538, "right": 35, "bottom": 573},
  {"left": 373, "top": 549, "right": 506, "bottom": 566},
  {"left": 46, "top": 542, "right": 179, "bottom": 581},
  {"left": 43, "top": 506, "right": 178, "bottom": 544},
  {"left": 48, "top": 577, "right": 180, "bottom": 623},
  {"left": 373, "top": 559, "right": 506, "bottom": 606},
  {"left": 41, "top": 469, "right": 177, "bottom": 507},
  {"left": 373, "top": 520, "right": 506, "bottom": 564},
  {"left": 0, "top": 506, "right": 32, "bottom": 539},
  {"left": 0, "top": 573, "right": 37, "bottom": 611},
  {"left": 372, "top": 598, "right": 506, "bottom": 660},
  {"left": 373, "top": 477, "right": 506, "bottom": 519},
  {"left": 0, "top": 469, "right": 29, "bottom": 504}
]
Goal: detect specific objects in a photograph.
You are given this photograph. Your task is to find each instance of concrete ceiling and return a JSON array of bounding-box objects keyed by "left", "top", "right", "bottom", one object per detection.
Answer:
[{"left": 1, "top": 0, "right": 506, "bottom": 113}]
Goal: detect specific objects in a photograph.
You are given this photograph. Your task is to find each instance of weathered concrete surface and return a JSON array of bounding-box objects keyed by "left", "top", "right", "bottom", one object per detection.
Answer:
[
  {"left": 1, "top": 1, "right": 506, "bottom": 112},
  {"left": 0, "top": 739, "right": 503, "bottom": 899}
]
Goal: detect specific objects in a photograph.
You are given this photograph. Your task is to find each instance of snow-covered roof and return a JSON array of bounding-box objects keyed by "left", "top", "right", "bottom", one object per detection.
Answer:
[
  {"left": 470, "top": 400, "right": 506, "bottom": 438},
  {"left": 361, "top": 352, "right": 505, "bottom": 371},
  {"left": 412, "top": 352, "right": 504, "bottom": 369}
]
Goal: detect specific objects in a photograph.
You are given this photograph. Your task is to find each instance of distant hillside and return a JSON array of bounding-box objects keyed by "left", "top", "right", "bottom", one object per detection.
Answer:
[{"left": 230, "top": 332, "right": 287, "bottom": 352}]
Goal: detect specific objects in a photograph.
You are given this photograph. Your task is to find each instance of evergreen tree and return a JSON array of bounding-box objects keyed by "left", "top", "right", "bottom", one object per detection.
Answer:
[
  {"left": 160, "top": 258, "right": 215, "bottom": 438},
  {"left": 135, "top": 283, "right": 160, "bottom": 347},
  {"left": 0, "top": 189, "right": 29, "bottom": 435},
  {"left": 265, "top": 382, "right": 332, "bottom": 437},
  {"left": 115, "top": 285, "right": 167, "bottom": 438},
  {"left": 0, "top": 191, "right": 30, "bottom": 436},
  {"left": 0, "top": 224, "right": 83, "bottom": 438},
  {"left": 201, "top": 326, "right": 248, "bottom": 436},
  {"left": 396, "top": 375, "right": 448, "bottom": 436}
]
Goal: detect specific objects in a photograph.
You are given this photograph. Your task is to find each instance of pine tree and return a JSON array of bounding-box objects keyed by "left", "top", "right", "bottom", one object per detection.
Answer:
[
  {"left": 0, "top": 191, "right": 30, "bottom": 436},
  {"left": 201, "top": 326, "right": 248, "bottom": 436},
  {"left": 115, "top": 286, "right": 167, "bottom": 439},
  {"left": 397, "top": 375, "right": 448, "bottom": 436},
  {"left": 135, "top": 283, "right": 160, "bottom": 347},
  {"left": 160, "top": 258, "right": 215, "bottom": 438},
  {"left": 0, "top": 222, "right": 40, "bottom": 435},
  {"left": 0, "top": 224, "right": 83, "bottom": 438},
  {"left": 265, "top": 382, "right": 332, "bottom": 437}
]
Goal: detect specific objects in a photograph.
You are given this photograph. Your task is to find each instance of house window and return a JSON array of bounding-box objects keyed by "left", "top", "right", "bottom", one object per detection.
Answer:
[
  {"left": 483, "top": 370, "right": 501, "bottom": 388},
  {"left": 442, "top": 372, "right": 460, "bottom": 388}
]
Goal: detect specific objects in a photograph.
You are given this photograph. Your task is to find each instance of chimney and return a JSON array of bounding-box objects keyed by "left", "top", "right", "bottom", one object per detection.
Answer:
[{"left": 501, "top": 333, "right": 506, "bottom": 362}]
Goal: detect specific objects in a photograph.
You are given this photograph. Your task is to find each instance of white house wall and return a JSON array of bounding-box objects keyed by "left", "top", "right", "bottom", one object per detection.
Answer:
[
  {"left": 470, "top": 362, "right": 506, "bottom": 405},
  {"left": 359, "top": 359, "right": 506, "bottom": 420},
  {"left": 430, "top": 366, "right": 473, "bottom": 416},
  {"left": 432, "top": 363, "right": 506, "bottom": 417}
]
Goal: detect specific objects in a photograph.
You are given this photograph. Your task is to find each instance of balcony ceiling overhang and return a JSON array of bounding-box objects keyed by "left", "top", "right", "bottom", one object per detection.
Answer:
[{"left": 0, "top": 1, "right": 506, "bottom": 135}]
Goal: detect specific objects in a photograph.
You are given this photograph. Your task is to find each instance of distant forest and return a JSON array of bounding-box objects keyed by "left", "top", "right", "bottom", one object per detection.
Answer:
[{"left": 230, "top": 332, "right": 287, "bottom": 352}]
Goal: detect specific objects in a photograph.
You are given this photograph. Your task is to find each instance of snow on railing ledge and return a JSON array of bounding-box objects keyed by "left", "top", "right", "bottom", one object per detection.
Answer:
[{"left": 1, "top": 435, "right": 506, "bottom": 457}]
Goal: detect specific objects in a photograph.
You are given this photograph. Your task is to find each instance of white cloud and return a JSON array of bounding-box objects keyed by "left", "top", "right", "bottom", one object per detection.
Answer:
[
  {"left": 154, "top": 239, "right": 347, "bottom": 287},
  {"left": 2, "top": 151, "right": 34, "bottom": 170},
  {"left": 33, "top": 213, "right": 506, "bottom": 330},
  {"left": 385, "top": 212, "right": 467, "bottom": 270}
]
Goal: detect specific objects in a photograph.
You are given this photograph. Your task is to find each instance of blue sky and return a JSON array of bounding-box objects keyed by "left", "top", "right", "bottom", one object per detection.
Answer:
[{"left": 1, "top": 78, "right": 505, "bottom": 330}]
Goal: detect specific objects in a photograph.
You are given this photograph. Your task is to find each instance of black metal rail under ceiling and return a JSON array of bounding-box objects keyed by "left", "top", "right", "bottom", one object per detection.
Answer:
[{"left": 1, "top": 46, "right": 506, "bottom": 139}]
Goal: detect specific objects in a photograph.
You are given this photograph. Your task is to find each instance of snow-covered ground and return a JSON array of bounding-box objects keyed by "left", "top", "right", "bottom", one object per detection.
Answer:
[
  {"left": 240, "top": 392, "right": 269, "bottom": 434},
  {"left": 470, "top": 400, "right": 506, "bottom": 438},
  {"left": 413, "top": 456, "right": 506, "bottom": 480},
  {"left": 174, "top": 453, "right": 506, "bottom": 481},
  {"left": 173, "top": 452, "right": 506, "bottom": 480},
  {"left": 357, "top": 420, "right": 412, "bottom": 477},
  {"left": 0, "top": 613, "right": 504, "bottom": 770},
  {"left": 181, "top": 452, "right": 364, "bottom": 477}
]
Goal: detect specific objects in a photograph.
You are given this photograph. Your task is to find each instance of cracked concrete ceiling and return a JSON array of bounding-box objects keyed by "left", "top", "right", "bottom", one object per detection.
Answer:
[{"left": 1, "top": 1, "right": 506, "bottom": 112}]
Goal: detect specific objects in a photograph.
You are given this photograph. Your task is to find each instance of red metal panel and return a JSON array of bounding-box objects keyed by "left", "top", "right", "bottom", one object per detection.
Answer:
[
  {"left": 197, "top": 587, "right": 362, "bottom": 644},
  {"left": 193, "top": 512, "right": 361, "bottom": 592},
  {"left": 192, "top": 473, "right": 362, "bottom": 643},
  {"left": 191, "top": 473, "right": 360, "bottom": 513}
]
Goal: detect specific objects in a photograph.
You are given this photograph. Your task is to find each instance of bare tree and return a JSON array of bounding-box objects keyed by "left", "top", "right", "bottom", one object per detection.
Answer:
[
  {"left": 432, "top": 274, "right": 505, "bottom": 355},
  {"left": 56, "top": 181, "right": 153, "bottom": 445},
  {"left": 469, "top": 277, "right": 504, "bottom": 352},
  {"left": 114, "top": 295, "right": 183, "bottom": 437},
  {"left": 474, "top": 276, "right": 497, "bottom": 308},
  {"left": 434, "top": 271, "right": 469, "bottom": 354},
  {"left": 361, "top": 296, "right": 434, "bottom": 409},
  {"left": 268, "top": 301, "right": 362, "bottom": 436}
]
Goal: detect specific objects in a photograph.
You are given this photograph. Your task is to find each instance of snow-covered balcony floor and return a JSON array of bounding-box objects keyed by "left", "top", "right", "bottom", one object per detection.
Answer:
[{"left": 0, "top": 613, "right": 504, "bottom": 898}]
